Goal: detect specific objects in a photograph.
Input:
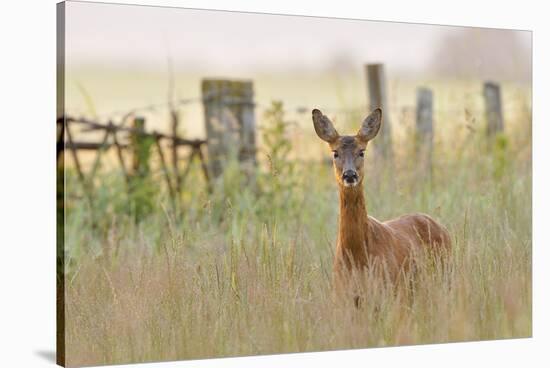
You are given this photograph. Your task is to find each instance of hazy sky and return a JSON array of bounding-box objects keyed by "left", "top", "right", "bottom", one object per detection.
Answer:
[{"left": 64, "top": 1, "right": 531, "bottom": 77}]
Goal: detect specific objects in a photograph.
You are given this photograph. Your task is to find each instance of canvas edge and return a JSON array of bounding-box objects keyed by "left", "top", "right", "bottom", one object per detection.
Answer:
[{"left": 56, "top": 1, "right": 66, "bottom": 367}]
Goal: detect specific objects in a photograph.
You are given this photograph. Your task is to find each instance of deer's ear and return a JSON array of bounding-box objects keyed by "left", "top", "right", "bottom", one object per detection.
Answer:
[
  {"left": 357, "top": 108, "right": 382, "bottom": 142},
  {"left": 312, "top": 109, "right": 339, "bottom": 143}
]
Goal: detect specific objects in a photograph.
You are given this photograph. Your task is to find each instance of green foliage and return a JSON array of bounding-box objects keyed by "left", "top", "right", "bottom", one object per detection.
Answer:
[
  {"left": 258, "top": 101, "right": 300, "bottom": 220},
  {"left": 492, "top": 133, "right": 510, "bottom": 181},
  {"left": 128, "top": 174, "right": 156, "bottom": 222}
]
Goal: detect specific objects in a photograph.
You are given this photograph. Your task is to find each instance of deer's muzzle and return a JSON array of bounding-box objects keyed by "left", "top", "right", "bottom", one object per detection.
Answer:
[{"left": 342, "top": 170, "right": 359, "bottom": 186}]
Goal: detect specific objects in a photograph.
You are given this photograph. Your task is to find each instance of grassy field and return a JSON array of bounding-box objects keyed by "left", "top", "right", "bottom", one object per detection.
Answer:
[{"left": 61, "top": 75, "right": 531, "bottom": 367}]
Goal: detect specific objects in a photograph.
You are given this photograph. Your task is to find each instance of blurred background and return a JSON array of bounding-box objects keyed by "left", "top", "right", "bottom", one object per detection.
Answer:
[{"left": 64, "top": 2, "right": 531, "bottom": 151}]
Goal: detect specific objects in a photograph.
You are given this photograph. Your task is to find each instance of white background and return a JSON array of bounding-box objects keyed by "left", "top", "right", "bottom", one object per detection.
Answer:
[{"left": 0, "top": 0, "right": 546, "bottom": 367}]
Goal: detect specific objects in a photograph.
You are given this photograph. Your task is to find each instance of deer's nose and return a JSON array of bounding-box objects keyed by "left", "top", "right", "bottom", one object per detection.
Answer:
[{"left": 342, "top": 170, "right": 358, "bottom": 183}]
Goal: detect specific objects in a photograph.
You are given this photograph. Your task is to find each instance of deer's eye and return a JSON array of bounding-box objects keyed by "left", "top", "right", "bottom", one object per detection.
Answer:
[
  {"left": 332, "top": 151, "right": 339, "bottom": 159},
  {"left": 359, "top": 150, "right": 365, "bottom": 157}
]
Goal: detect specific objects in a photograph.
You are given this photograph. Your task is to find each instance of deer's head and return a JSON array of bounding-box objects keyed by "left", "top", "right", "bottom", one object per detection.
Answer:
[{"left": 312, "top": 108, "right": 382, "bottom": 188}]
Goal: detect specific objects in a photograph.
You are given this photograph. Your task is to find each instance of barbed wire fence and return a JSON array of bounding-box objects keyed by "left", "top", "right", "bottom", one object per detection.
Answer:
[{"left": 58, "top": 63, "right": 527, "bottom": 220}]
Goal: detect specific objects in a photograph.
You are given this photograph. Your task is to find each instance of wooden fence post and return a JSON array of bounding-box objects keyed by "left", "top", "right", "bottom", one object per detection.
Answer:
[
  {"left": 170, "top": 109, "right": 182, "bottom": 194},
  {"left": 131, "top": 116, "right": 152, "bottom": 177},
  {"left": 416, "top": 87, "right": 434, "bottom": 175},
  {"left": 130, "top": 116, "right": 154, "bottom": 221},
  {"left": 365, "top": 63, "right": 392, "bottom": 158},
  {"left": 202, "top": 79, "right": 257, "bottom": 179},
  {"left": 483, "top": 82, "right": 504, "bottom": 137}
]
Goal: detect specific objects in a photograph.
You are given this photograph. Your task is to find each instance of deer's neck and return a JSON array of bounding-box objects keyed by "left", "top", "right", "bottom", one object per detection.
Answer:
[{"left": 337, "top": 184, "right": 369, "bottom": 266}]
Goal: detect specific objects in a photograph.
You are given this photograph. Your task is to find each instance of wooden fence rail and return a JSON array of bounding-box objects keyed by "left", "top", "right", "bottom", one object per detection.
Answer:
[{"left": 56, "top": 115, "right": 211, "bottom": 214}]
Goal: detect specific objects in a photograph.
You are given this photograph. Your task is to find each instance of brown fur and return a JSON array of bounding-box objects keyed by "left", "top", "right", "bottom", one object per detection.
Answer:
[
  {"left": 312, "top": 108, "right": 451, "bottom": 292},
  {"left": 333, "top": 181, "right": 451, "bottom": 285}
]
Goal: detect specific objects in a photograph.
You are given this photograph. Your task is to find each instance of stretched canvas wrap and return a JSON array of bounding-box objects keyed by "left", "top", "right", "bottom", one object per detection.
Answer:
[{"left": 56, "top": 1, "right": 532, "bottom": 366}]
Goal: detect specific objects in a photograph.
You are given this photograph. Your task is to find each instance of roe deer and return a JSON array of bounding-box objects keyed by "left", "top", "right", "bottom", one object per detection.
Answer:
[{"left": 312, "top": 108, "right": 451, "bottom": 298}]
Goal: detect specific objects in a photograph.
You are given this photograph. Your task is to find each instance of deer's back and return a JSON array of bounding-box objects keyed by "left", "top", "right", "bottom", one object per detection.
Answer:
[
  {"left": 367, "top": 213, "right": 451, "bottom": 273},
  {"left": 384, "top": 212, "right": 450, "bottom": 251}
]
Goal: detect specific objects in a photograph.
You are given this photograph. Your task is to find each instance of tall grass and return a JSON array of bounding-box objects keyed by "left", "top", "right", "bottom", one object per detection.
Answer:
[{"left": 63, "top": 92, "right": 531, "bottom": 367}]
